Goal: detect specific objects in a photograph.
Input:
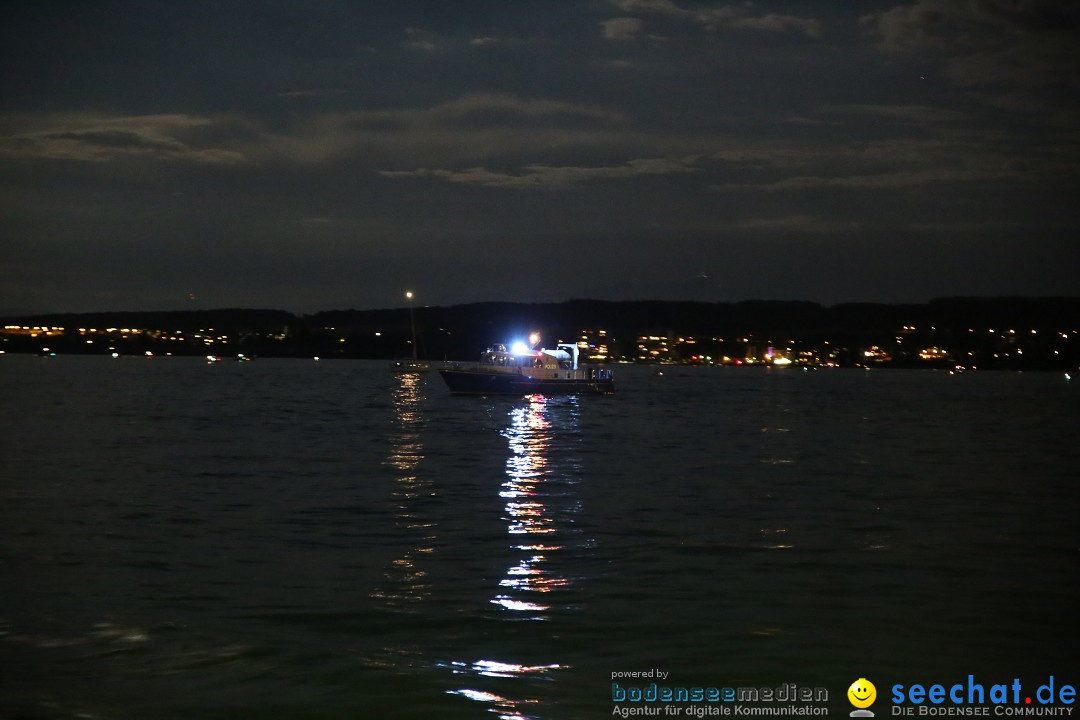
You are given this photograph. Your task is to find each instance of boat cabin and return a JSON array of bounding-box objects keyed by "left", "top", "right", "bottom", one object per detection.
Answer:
[
  {"left": 483, "top": 343, "right": 579, "bottom": 370},
  {"left": 476, "top": 342, "right": 616, "bottom": 382},
  {"left": 441, "top": 341, "right": 615, "bottom": 393}
]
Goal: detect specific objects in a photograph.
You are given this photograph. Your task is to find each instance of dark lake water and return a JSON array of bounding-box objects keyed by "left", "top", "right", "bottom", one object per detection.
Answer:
[{"left": 1, "top": 356, "right": 1077, "bottom": 719}]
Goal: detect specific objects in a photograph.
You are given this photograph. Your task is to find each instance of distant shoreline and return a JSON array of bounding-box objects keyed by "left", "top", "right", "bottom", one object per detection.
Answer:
[{"left": 3, "top": 297, "right": 1077, "bottom": 372}]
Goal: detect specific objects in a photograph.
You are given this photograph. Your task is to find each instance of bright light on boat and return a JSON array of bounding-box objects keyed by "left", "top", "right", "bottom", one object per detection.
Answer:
[
  {"left": 529, "top": 332, "right": 540, "bottom": 347},
  {"left": 510, "top": 341, "right": 530, "bottom": 355}
]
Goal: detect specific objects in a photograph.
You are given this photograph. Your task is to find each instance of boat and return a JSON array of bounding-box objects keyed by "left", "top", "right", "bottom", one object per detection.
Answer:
[
  {"left": 440, "top": 342, "right": 614, "bottom": 395},
  {"left": 391, "top": 358, "right": 430, "bottom": 373},
  {"left": 390, "top": 289, "right": 430, "bottom": 373}
]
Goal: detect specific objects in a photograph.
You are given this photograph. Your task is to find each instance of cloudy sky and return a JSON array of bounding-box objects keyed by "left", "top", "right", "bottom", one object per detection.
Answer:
[{"left": 2, "top": 0, "right": 1077, "bottom": 313}]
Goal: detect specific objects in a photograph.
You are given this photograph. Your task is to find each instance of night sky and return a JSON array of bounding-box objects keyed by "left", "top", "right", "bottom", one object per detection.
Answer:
[{"left": 2, "top": 1, "right": 1078, "bottom": 314}]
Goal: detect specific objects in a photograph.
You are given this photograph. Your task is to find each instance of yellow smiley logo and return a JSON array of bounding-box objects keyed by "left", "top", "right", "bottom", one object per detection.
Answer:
[{"left": 848, "top": 678, "right": 877, "bottom": 708}]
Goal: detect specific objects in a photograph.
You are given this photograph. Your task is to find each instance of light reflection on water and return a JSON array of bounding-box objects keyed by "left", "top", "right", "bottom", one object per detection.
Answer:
[
  {"left": 372, "top": 372, "right": 435, "bottom": 610},
  {"left": 447, "top": 393, "right": 579, "bottom": 718},
  {"left": 493, "top": 394, "right": 572, "bottom": 614},
  {"left": 445, "top": 660, "right": 563, "bottom": 720}
]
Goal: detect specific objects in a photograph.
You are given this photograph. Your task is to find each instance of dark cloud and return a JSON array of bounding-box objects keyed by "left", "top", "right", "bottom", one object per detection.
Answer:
[
  {"left": 601, "top": 17, "right": 645, "bottom": 40},
  {"left": 607, "top": 0, "right": 823, "bottom": 38},
  {"left": 0, "top": 1, "right": 1076, "bottom": 313},
  {"left": 0, "top": 114, "right": 247, "bottom": 164},
  {"left": 861, "top": 0, "right": 1080, "bottom": 119},
  {"left": 381, "top": 156, "right": 701, "bottom": 189}
]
